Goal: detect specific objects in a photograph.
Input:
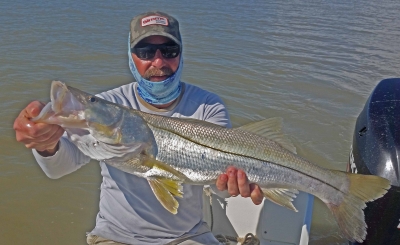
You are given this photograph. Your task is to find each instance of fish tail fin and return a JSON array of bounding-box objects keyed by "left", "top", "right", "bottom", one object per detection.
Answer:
[{"left": 326, "top": 172, "right": 390, "bottom": 243}]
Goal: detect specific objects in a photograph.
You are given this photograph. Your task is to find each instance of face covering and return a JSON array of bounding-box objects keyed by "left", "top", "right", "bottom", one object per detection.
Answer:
[{"left": 128, "top": 33, "right": 183, "bottom": 105}]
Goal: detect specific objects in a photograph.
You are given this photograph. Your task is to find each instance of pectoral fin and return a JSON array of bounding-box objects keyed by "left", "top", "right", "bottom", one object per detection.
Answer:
[
  {"left": 88, "top": 121, "right": 124, "bottom": 144},
  {"left": 261, "top": 188, "right": 299, "bottom": 212},
  {"left": 148, "top": 178, "right": 183, "bottom": 214},
  {"left": 143, "top": 156, "right": 189, "bottom": 182}
]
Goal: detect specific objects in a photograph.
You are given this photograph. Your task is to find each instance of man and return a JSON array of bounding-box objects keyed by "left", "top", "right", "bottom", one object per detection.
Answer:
[{"left": 13, "top": 11, "right": 263, "bottom": 245}]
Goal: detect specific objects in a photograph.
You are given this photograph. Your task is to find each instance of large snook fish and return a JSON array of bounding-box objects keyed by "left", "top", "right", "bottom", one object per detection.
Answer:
[{"left": 32, "top": 81, "right": 390, "bottom": 243}]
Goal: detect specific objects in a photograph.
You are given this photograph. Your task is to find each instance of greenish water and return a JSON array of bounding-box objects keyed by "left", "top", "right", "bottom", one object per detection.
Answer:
[{"left": 1, "top": 1, "right": 399, "bottom": 244}]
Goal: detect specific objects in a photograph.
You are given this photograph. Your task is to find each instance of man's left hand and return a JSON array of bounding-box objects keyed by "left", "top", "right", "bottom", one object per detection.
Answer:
[{"left": 216, "top": 166, "right": 264, "bottom": 205}]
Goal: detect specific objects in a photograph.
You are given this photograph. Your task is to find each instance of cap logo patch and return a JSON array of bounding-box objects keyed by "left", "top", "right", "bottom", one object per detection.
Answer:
[{"left": 141, "top": 16, "right": 168, "bottom": 27}]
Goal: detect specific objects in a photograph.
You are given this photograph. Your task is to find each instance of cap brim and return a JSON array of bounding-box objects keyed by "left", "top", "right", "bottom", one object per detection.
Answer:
[{"left": 130, "top": 31, "right": 182, "bottom": 49}]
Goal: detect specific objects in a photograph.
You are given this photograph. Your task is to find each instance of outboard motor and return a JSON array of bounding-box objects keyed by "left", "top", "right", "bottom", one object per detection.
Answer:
[{"left": 348, "top": 78, "right": 400, "bottom": 244}]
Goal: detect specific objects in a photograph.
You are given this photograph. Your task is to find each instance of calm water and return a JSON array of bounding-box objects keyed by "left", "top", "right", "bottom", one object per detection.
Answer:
[{"left": 1, "top": 1, "right": 399, "bottom": 244}]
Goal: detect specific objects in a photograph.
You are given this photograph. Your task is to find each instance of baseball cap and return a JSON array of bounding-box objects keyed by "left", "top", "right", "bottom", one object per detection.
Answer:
[{"left": 130, "top": 11, "right": 182, "bottom": 49}]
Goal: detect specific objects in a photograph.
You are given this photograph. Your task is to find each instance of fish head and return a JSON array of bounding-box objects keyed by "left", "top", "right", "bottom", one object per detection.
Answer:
[
  {"left": 32, "top": 81, "right": 130, "bottom": 144},
  {"left": 32, "top": 81, "right": 87, "bottom": 128},
  {"left": 66, "top": 83, "right": 128, "bottom": 144}
]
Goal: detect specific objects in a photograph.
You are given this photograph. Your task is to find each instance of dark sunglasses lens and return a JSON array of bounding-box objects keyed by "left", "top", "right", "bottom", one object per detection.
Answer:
[
  {"left": 132, "top": 47, "right": 156, "bottom": 60},
  {"left": 132, "top": 43, "right": 180, "bottom": 60},
  {"left": 161, "top": 45, "right": 180, "bottom": 58}
]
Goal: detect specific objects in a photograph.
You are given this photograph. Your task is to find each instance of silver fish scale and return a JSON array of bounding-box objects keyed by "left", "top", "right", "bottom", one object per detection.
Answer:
[
  {"left": 140, "top": 112, "right": 338, "bottom": 182},
  {"left": 140, "top": 112, "right": 306, "bottom": 166},
  {"left": 139, "top": 112, "right": 349, "bottom": 203},
  {"left": 149, "top": 124, "right": 343, "bottom": 201}
]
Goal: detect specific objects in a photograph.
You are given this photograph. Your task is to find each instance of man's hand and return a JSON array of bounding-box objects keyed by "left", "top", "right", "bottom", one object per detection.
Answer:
[
  {"left": 13, "top": 101, "right": 64, "bottom": 156},
  {"left": 216, "top": 166, "right": 264, "bottom": 205}
]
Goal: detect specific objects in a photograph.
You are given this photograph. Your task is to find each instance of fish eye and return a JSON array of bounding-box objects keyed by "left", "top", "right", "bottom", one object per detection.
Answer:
[{"left": 88, "top": 96, "right": 97, "bottom": 103}]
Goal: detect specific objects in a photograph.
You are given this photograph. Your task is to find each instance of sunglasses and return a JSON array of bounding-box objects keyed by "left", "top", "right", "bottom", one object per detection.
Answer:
[{"left": 131, "top": 43, "right": 180, "bottom": 60}]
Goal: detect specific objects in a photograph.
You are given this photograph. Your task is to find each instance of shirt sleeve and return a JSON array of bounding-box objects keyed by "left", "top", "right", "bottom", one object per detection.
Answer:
[
  {"left": 32, "top": 136, "right": 91, "bottom": 179},
  {"left": 202, "top": 93, "right": 232, "bottom": 128}
]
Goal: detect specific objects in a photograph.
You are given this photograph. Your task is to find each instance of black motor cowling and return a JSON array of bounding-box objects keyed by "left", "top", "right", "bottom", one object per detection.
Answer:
[{"left": 349, "top": 78, "right": 400, "bottom": 244}]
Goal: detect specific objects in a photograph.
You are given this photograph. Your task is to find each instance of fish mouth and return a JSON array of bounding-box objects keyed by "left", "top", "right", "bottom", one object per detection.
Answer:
[
  {"left": 49, "top": 81, "right": 78, "bottom": 113},
  {"left": 31, "top": 81, "right": 87, "bottom": 127}
]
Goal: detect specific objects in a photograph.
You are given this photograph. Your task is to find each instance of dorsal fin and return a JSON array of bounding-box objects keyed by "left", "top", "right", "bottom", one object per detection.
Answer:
[{"left": 238, "top": 117, "right": 297, "bottom": 154}]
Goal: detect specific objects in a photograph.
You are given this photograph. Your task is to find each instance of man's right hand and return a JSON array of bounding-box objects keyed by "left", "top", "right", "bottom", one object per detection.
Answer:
[{"left": 13, "top": 101, "right": 64, "bottom": 156}]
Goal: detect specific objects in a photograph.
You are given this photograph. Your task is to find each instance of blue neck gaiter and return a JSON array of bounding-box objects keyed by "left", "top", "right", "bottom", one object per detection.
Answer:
[{"left": 128, "top": 33, "right": 183, "bottom": 105}]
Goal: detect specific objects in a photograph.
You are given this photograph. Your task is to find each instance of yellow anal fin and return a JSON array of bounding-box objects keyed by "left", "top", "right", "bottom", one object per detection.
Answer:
[
  {"left": 261, "top": 188, "right": 299, "bottom": 212},
  {"left": 143, "top": 156, "right": 189, "bottom": 182},
  {"left": 158, "top": 178, "right": 183, "bottom": 198},
  {"left": 148, "top": 178, "right": 181, "bottom": 214}
]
